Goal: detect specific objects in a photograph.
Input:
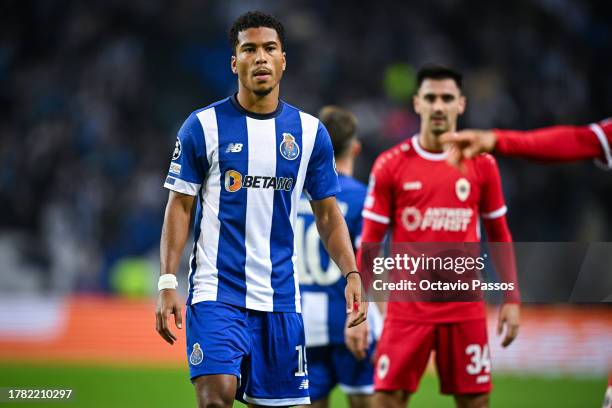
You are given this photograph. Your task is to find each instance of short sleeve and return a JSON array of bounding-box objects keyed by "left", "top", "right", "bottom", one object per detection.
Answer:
[
  {"left": 478, "top": 154, "right": 507, "bottom": 219},
  {"left": 164, "top": 113, "right": 209, "bottom": 196},
  {"left": 361, "top": 156, "right": 394, "bottom": 225},
  {"left": 303, "top": 122, "right": 340, "bottom": 200}
]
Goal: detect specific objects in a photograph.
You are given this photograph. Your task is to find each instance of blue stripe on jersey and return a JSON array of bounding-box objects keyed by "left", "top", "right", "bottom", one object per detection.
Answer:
[
  {"left": 303, "top": 123, "right": 341, "bottom": 200},
  {"left": 187, "top": 188, "right": 204, "bottom": 305},
  {"left": 215, "top": 101, "right": 249, "bottom": 307},
  {"left": 270, "top": 107, "right": 303, "bottom": 311},
  {"left": 172, "top": 111, "right": 209, "bottom": 184}
]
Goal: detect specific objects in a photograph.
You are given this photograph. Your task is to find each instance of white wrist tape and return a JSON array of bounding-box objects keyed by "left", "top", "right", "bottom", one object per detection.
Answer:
[{"left": 158, "top": 274, "right": 178, "bottom": 291}]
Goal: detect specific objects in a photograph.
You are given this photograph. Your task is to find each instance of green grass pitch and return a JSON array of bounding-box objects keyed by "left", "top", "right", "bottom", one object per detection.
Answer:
[{"left": 0, "top": 363, "right": 605, "bottom": 407}]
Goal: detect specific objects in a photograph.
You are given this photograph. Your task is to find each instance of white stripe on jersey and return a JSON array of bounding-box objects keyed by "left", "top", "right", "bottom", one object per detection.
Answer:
[
  {"left": 164, "top": 178, "right": 200, "bottom": 195},
  {"left": 244, "top": 117, "right": 276, "bottom": 310},
  {"left": 590, "top": 123, "right": 612, "bottom": 169},
  {"left": 290, "top": 112, "right": 319, "bottom": 312},
  {"left": 191, "top": 108, "right": 221, "bottom": 304},
  {"left": 362, "top": 209, "right": 390, "bottom": 224},
  {"left": 481, "top": 205, "right": 507, "bottom": 219}
]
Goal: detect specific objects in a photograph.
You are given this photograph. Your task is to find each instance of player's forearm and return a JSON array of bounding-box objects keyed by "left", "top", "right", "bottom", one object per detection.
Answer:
[
  {"left": 315, "top": 206, "right": 358, "bottom": 275},
  {"left": 483, "top": 217, "right": 520, "bottom": 303},
  {"left": 494, "top": 126, "right": 603, "bottom": 162},
  {"left": 160, "top": 195, "right": 194, "bottom": 276}
]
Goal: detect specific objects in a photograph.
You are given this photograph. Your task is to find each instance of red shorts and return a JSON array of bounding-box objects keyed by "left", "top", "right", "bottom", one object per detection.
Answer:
[{"left": 374, "top": 318, "right": 491, "bottom": 395}]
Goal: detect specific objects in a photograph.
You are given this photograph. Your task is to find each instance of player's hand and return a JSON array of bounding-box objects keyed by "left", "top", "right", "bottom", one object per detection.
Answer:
[
  {"left": 497, "top": 303, "right": 520, "bottom": 348},
  {"left": 155, "top": 289, "right": 183, "bottom": 345},
  {"left": 345, "top": 317, "right": 369, "bottom": 360},
  {"left": 345, "top": 272, "right": 368, "bottom": 327},
  {"left": 440, "top": 130, "right": 497, "bottom": 169}
]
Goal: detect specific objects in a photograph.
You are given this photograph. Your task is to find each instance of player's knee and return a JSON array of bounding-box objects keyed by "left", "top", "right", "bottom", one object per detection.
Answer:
[
  {"left": 196, "top": 395, "right": 233, "bottom": 408},
  {"left": 373, "top": 390, "right": 410, "bottom": 408},
  {"left": 194, "top": 378, "right": 234, "bottom": 408},
  {"left": 347, "top": 393, "right": 372, "bottom": 408}
]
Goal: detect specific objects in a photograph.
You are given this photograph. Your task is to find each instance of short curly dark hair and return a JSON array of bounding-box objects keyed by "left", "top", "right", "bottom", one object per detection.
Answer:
[{"left": 228, "top": 11, "right": 285, "bottom": 55}]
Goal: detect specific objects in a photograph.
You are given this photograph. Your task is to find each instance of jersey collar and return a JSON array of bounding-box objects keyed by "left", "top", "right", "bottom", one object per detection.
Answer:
[
  {"left": 412, "top": 135, "right": 447, "bottom": 161},
  {"left": 230, "top": 93, "right": 284, "bottom": 119}
]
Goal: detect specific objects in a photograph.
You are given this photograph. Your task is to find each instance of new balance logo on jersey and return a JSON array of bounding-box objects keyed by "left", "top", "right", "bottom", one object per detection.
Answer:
[
  {"left": 225, "top": 143, "right": 243, "bottom": 153},
  {"left": 401, "top": 207, "right": 473, "bottom": 232},
  {"left": 224, "top": 170, "right": 294, "bottom": 192},
  {"left": 298, "top": 379, "right": 309, "bottom": 390}
]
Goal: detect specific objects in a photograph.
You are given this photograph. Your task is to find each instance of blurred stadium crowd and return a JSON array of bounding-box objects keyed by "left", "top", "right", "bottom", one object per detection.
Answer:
[{"left": 1, "top": 0, "right": 611, "bottom": 294}]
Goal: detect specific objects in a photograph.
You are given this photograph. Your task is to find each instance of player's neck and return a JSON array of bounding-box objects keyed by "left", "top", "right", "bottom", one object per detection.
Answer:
[
  {"left": 236, "top": 85, "right": 280, "bottom": 114},
  {"left": 335, "top": 156, "right": 353, "bottom": 177},
  {"left": 418, "top": 129, "right": 445, "bottom": 152}
]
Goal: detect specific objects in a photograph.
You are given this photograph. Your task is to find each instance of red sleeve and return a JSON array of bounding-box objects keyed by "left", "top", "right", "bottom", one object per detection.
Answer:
[
  {"left": 483, "top": 218, "right": 520, "bottom": 303},
  {"left": 356, "top": 218, "right": 388, "bottom": 271},
  {"left": 494, "top": 120, "right": 612, "bottom": 168},
  {"left": 478, "top": 155, "right": 519, "bottom": 302},
  {"left": 357, "top": 155, "right": 394, "bottom": 271},
  {"left": 478, "top": 154, "right": 507, "bottom": 220},
  {"left": 361, "top": 155, "right": 395, "bottom": 226}
]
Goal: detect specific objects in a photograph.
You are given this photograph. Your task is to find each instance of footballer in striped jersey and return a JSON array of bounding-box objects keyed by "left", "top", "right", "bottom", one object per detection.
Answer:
[{"left": 155, "top": 11, "right": 366, "bottom": 408}]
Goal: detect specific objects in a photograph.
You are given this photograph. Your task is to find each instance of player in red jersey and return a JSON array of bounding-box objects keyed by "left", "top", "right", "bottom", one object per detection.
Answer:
[
  {"left": 439, "top": 122, "right": 612, "bottom": 408},
  {"left": 439, "top": 119, "right": 612, "bottom": 168},
  {"left": 361, "top": 65, "right": 520, "bottom": 408}
]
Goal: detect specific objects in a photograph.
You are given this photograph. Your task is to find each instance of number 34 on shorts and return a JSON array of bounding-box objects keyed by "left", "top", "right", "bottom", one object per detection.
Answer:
[{"left": 374, "top": 319, "right": 492, "bottom": 395}]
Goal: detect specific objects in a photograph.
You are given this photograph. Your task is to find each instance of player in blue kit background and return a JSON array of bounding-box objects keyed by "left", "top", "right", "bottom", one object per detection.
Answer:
[
  {"left": 154, "top": 11, "right": 367, "bottom": 408},
  {"left": 296, "top": 106, "right": 382, "bottom": 408}
]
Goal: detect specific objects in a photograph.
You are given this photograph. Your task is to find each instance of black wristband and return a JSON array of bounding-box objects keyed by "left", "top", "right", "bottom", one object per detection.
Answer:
[{"left": 345, "top": 271, "right": 360, "bottom": 281}]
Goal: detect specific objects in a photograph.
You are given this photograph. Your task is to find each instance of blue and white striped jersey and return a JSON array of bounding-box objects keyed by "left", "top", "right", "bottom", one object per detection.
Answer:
[
  {"left": 298, "top": 175, "right": 381, "bottom": 346},
  {"left": 164, "top": 95, "right": 340, "bottom": 313}
]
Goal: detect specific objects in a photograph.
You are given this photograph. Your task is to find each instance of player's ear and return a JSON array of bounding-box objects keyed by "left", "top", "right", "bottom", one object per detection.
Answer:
[
  {"left": 282, "top": 51, "right": 286, "bottom": 71},
  {"left": 458, "top": 94, "right": 466, "bottom": 115},
  {"left": 413, "top": 94, "right": 421, "bottom": 114},
  {"left": 352, "top": 139, "right": 362, "bottom": 157},
  {"left": 231, "top": 55, "right": 238, "bottom": 74}
]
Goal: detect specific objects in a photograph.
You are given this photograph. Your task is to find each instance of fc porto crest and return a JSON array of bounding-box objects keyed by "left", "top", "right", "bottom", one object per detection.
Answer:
[
  {"left": 189, "top": 343, "right": 203, "bottom": 365},
  {"left": 455, "top": 178, "right": 471, "bottom": 202},
  {"left": 280, "top": 133, "right": 300, "bottom": 160}
]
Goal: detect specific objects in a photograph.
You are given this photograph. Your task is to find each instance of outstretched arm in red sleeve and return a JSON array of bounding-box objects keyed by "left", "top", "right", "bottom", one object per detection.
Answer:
[{"left": 442, "top": 118, "right": 612, "bottom": 169}]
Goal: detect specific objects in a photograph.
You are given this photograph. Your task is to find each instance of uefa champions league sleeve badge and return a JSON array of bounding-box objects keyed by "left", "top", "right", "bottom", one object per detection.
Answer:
[
  {"left": 172, "top": 138, "right": 182, "bottom": 160},
  {"left": 280, "top": 133, "right": 300, "bottom": 160},
  {"left": 189, "top": 343, "right": 203, "bottom": 365}
]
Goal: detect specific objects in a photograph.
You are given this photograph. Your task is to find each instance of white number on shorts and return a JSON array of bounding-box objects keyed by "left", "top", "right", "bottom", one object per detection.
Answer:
[
  {"left": 295, "top": 345, "right": 308, "bottom": 377},
  {"left": 465, "top": 344, "right": 491, "bottom": 375}
]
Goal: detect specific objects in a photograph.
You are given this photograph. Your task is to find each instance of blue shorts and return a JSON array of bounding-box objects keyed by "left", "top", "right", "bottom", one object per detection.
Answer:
[
  {"left": 186, "top": 301, "right": 310, "bottom": 406},
  {"left": 307, "top": 342, "right": 376, "bottom": 402}
]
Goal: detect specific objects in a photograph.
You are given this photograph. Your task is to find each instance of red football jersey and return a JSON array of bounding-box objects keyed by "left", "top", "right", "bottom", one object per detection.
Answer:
[{"left": 362, "top": 136, "right": 508, "bottom": 322}]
